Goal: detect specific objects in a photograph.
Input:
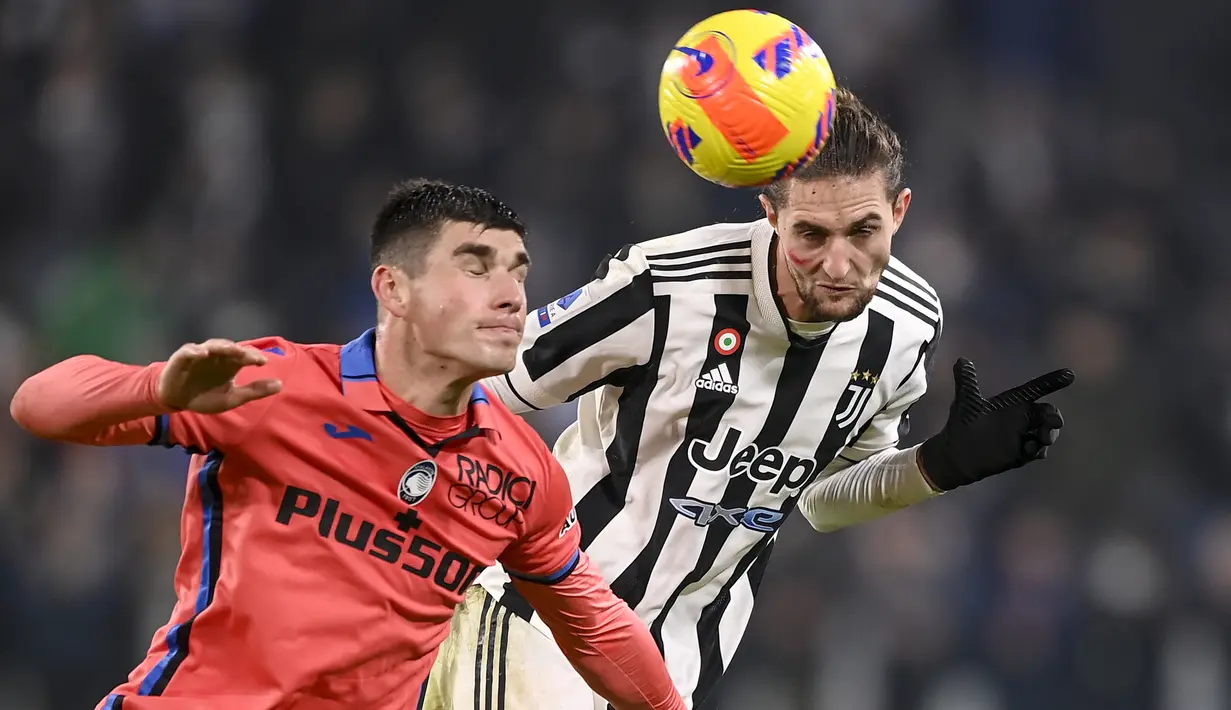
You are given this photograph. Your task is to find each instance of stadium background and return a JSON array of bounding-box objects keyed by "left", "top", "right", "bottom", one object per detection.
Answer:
[{"left": 0, "top": 1, "right": 1227, "bottom": 709}]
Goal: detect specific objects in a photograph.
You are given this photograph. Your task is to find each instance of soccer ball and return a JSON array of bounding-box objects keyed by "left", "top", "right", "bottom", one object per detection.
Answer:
[{"left": 658, "top": 9, "right": 838, "bottom": 188}]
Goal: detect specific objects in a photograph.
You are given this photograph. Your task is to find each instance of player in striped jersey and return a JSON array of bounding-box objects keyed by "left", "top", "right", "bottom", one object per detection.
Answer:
[{"left": 425, "top": 88, "right": 1073, "bottom": 709}]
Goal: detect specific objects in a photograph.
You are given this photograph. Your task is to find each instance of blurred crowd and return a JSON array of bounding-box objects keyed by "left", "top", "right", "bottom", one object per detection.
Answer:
[{"left": 0, "top": 1, "right": 1228, "bottom": 709}]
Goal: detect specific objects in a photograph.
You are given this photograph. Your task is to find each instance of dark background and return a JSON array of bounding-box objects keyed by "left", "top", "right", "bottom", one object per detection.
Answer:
[{"left": 0, "top": 1, "right": 1227, "bottom": 708}]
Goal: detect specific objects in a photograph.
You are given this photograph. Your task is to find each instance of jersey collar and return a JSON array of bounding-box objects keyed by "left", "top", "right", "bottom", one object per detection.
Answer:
[
  {"left": 339, "top": 328, "right": 500, "bottom": 439},
  {"left": 750, "top": 219, "right": 789, "bottom": 339}
]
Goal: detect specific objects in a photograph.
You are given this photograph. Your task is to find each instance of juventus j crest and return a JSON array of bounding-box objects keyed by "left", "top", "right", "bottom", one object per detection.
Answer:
[{"left": 834, "top": 369, "right": 879, "bottom": 429}]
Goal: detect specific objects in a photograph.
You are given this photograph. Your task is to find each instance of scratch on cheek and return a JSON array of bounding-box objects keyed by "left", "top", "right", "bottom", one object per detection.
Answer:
[{"left": 786, "top": 249, "right": 809, "bottom": 266}]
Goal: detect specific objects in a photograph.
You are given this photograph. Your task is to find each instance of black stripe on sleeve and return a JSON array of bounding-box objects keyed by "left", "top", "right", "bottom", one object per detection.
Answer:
[
  {"left": 593, "top": 244, "right": 635, "bottom": 281},
  {"left": 501, "top": 373, "right": 540, "bottom": 411},
  {"left": 644, "top": 240, "right": 752, "bottom": 262},
  {"left": 562, "top": 365, "right": 643, "bottom": 403},
  {"left": 874, "top": 289, "right": 939, "bottom": 329},
  {"left": 646, "top": 254, "right": 751, "bottom": 271},
  {"left": 884, "top": 263, "right": 938, "bottom": 301},
  {"left": 608, "top": 294, "right": 751, "bottom": 609},
  {"left": 522, "top": 270, "right": 654, "bottom": 381},
  {"left": 878, "top": 273, "right": 941, "bottom": 318},
  {"left": 651, "top": 271, "right": 753, "bottom": 284}
]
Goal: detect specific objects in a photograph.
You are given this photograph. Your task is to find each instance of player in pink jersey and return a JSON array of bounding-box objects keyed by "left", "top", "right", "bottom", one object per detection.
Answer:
[{"left": 10, "top": 179, "right": 687, "bottom": 710}]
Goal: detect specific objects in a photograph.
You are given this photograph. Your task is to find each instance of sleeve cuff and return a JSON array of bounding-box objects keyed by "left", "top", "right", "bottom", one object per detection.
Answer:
[
  {"left": 507, "top": 549, "right": 580, "bottom": 585},
  {"left": 147, "top": 413, "right": 173, "bottom": 447}
]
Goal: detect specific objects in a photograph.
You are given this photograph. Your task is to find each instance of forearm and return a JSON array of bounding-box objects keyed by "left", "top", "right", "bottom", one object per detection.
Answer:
[
  {"left": 798, "top": 445, "right": 940, "bottom": 532},
  {"left": 513, "top": 553, "right": 686, "bottom": 710},
  {"left": 10, "top": 355, "right": 170, "bottom": 444}
]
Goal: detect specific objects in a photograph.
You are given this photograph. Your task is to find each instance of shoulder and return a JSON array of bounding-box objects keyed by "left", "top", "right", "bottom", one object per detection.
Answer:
[
  {"left": 234, "top": 337, "right": 346, "bottom": 392},
  {"left": 870, "top": 256, "right": 943, "bottom": 343},
  {"left": 634, "top": 220, "right": 761, "bottom": 295},
  {"left": 593, "top": 220, "right": 760, "bottom": 279},
  {"left": 635, "top": 220, "right": 760, "bottom": 261},
  {"left": 230, "top": 335, "right": 304, "bottom": 378}
]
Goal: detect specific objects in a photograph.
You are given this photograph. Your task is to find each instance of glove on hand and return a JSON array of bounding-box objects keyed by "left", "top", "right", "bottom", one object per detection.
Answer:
[{"left": 918, "top": 358, "right": 1074, "bottom": 492}]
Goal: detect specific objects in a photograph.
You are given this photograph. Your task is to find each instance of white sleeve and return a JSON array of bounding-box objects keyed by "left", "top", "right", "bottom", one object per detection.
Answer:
[
  {"left": 483, "top": 245, "right": 657, "bottom": 414},
  {"left": 797, "top": 313, "right": 944, "bottom": 532},
  {"left": 796, "top": 445, "right": 939, "bottom": 532}
]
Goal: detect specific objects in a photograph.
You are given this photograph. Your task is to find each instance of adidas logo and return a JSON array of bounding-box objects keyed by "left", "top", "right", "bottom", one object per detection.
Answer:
[{"left": 695, "top": 363, "right": 739, "bottom": 394}]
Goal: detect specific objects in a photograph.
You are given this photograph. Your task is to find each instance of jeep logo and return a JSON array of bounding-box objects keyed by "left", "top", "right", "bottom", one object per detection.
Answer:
[{"left": 686, "top": 425, "right": 824, "bottom": 495}]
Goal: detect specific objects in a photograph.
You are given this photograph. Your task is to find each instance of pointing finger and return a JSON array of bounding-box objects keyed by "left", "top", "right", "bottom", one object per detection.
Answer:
[{"left": 990, "top": 368, "right": 1075, "bottom": 407}]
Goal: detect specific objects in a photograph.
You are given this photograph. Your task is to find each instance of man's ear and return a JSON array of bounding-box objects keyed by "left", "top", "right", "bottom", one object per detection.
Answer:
[
  {"left": 758, "top": 194, "right": 779, "bottom": 230},
  {"left": 371, "top": 264, "right": 410, "bottom": 319},
  {"left": 892, "top": 188, "right": 912, "bottom": 232}
]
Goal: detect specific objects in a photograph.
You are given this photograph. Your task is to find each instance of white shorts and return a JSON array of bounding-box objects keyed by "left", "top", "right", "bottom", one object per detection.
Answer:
[{"left": 423, "top": 585, "right": 606, "bottom": 710}]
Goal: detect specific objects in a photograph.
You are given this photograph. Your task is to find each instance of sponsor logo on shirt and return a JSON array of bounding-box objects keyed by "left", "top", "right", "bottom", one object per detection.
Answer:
[
  {"left": 559, "top": 508, "right": 578, "bottom": 538},
  {"left": 274, "top": 485, "right": 483, "bottom": 594},
  {"left": 669, "top": 497, "right": 785, "bottom": 533},
  {"left": 324, "top": 423, "right": 373, "bottom": 441},
  {"left": 694, "top": 363, "right": 739, "bottom": 394},
  {"left": 448, "top": 454, "right": 537, "bottom": 528},
  {"left": 687, "top": 424, "right": 826, "bottom": 495}
]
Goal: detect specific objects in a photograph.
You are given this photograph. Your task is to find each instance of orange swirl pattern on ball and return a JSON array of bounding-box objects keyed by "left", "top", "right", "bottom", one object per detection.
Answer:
[{"left": 677, "top": 34, "right": 789, "bottom": 162}]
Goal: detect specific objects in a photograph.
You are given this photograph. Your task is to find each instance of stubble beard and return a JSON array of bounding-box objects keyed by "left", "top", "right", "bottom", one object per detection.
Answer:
[{"left": 789, "top": 266, "right": 880, "bottom": 324}]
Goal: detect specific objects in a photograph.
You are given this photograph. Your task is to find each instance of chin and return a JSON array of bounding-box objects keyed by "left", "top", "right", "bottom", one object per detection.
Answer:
[
  {"left": 465, "top": 348, "right": 518, "bottom": 380},
  {"left": 811, "top": 292, "right": 874, "bottom": 323}
]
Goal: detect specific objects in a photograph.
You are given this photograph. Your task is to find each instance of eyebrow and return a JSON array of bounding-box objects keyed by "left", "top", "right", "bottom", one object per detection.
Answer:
[
  {"left": 453, "top": 242, "right": 532, "bottom": 269},
  {"left": 795, "top": 214, "right": 883, "bottom": 234},
  {"left": 849, "top": 214, "right": 883, "bottom": 230}
]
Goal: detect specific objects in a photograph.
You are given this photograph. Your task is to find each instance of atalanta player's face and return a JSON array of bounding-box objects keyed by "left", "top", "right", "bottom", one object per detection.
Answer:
[
  {"left": 409, "top": 221, "right": 530, "bottom": 377},
  {"left": 761, "top": 173, "right": 910, "bottom": 323}
]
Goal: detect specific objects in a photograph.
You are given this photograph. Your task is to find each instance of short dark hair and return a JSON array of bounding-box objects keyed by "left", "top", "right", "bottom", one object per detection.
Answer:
[
  {"left": 370, "top": 178, "right": 526, "bottom": 274},
  {"left": 762, "top": 87, "right": 905, "bottom": 207}
]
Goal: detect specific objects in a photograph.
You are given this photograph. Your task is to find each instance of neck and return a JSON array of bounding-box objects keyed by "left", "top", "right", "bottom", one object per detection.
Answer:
[{"left": 373, "top": 321, "right": 474, "bottom": 417}]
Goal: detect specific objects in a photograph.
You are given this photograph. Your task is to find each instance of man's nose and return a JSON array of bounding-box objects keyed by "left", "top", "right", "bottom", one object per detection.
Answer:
[
  {"left": 492, "top": 271, "right": 525, "bottom": 312},
  {"left": 817, "top": 241, "right": 854, "bottom": 282}
]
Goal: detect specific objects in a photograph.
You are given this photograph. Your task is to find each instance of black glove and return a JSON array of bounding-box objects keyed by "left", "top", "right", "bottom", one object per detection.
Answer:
[{"left": 917, "top": 358, "right": 1074, "bottom": 492}]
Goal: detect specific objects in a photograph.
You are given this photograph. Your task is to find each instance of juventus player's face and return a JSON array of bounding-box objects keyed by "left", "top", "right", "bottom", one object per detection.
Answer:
[
  {"left": 761, "top": 174, "right": 911, "bottom": 323},
  {"left": 387, "top": 221, "right": 530, "bottom": 378}
]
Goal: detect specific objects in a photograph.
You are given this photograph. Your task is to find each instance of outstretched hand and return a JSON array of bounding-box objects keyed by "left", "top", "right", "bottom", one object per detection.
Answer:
[
  {"left": 158, "top": 339, "right": 283, "bottom": 414},
  {"left": 918, "top": 358, "right": 1074, "bottom": 492}
]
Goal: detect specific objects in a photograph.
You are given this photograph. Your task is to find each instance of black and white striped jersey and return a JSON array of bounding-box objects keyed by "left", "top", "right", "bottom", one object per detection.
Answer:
[{"left": 478, "top": 218, "right": 942, "bottom": 706}]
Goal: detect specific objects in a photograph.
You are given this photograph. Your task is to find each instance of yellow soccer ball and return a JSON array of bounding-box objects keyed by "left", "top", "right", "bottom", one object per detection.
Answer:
[{"left": 658, "top": 9, "right": 838, "bottom": 188}]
